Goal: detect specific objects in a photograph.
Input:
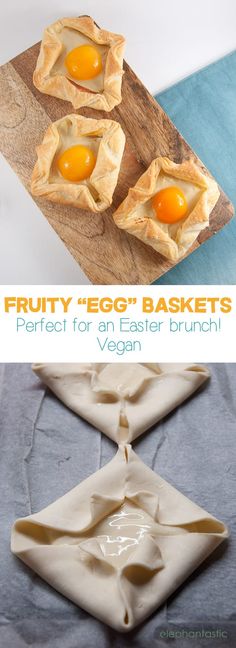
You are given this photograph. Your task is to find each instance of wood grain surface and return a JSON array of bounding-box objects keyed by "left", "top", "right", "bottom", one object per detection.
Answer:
[{"left": 0, "top": 38, "right": 234, "bottom": 284}]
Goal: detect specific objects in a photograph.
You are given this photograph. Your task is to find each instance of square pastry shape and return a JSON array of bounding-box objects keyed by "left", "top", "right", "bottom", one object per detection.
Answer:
[
  {"left": 32, "top": 363, "right": 210, "bottom": 444},
  {"left": 113, "top": 157, "right": 220, "bottom": 261},
  {"left": 11, "top": 445, "right": 228, "bottom": 633},
  {"left": 33, "top": 16, "right": 125, "bottom": 111},
  {"left": 31, "top": 114, "right": 125, "bottom": 212}
]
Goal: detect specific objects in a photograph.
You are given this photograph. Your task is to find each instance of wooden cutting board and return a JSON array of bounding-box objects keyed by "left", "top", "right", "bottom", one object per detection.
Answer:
[{"left": 0, "top": 35, "right": 234, "bottom": 284}]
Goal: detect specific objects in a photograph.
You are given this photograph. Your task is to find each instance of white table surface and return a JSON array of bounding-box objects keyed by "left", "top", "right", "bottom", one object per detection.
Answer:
[{"left": 0, "top": 0, "right": 235, "bottom": 284}]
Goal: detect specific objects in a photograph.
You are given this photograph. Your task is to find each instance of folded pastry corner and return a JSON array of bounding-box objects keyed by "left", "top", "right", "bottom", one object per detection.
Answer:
[
  {"left": 33, "top": 16, "right": 126, "bottom": 111},
  {"left": 31, "top": 114, "right": 125, "bottom": 211},
  {"left": 11, "top": 446, "right": 228, "bottom": 633},
  {"left": 32, "top": 363, "right": 210, "bottom": 444},
  {"left": 113, "top": 157, "right": 220, "bottom": 261}
]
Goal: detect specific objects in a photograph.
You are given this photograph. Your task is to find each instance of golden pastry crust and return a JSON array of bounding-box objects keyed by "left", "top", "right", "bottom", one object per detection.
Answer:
[
  {"left": 31, "top": 114, "right": 126, "bottom": 212},
  {"left": 33, "top": 16, "right": 126, "bottom": 111},
  {"left": 113, "top": 157, "right": 220, "bottom": 261}
]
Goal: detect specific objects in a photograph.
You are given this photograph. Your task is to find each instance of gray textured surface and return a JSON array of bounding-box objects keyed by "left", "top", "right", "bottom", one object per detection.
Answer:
[{"left": 0, "top": 363, "right": 235, "bottom": 648}]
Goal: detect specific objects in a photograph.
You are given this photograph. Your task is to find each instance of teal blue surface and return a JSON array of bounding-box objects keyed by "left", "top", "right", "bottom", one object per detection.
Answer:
[{"left": 153, "top": 50, "right": 236, "bottom": 285}]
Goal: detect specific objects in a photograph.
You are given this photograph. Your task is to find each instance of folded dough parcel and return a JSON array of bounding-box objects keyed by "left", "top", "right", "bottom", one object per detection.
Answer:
[{"left": 11, "top": 363, "right": 228, "bottom": 632}]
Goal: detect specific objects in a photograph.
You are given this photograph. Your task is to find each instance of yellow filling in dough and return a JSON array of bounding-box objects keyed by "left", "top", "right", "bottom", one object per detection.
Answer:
[
  {"left": 135, "top": 173, "right": 202, "bottom": 239},
  {"left": 51, "top": 27, "right": 108, "bottom": 92}
]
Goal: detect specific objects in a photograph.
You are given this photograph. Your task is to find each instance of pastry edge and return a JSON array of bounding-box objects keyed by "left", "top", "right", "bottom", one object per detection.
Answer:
[
  {"left": 113, "top": 157, "right": 220, "bottom": 262},
  {"left": 33, "top": 16, "right": 126, "bottom": 111}
]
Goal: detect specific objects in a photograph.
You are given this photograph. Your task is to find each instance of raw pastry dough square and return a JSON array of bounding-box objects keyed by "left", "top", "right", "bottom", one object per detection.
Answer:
[
  {"left": 33, "top": 16, "right": 126, "bottom": 111},
  {"left": 31, "top": 114, "right": 126, "bottom": 212},
  {"left": 113, "top": 157, "right": 220, "bottom": 261},
  {"left": 11, "top": 446, "right": 228, "bottom": 632},
  {"left": 32, "top": 363, "right": 210, "bottom": 444}
]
